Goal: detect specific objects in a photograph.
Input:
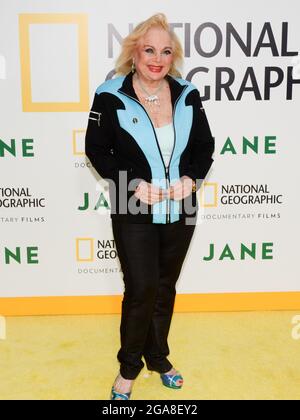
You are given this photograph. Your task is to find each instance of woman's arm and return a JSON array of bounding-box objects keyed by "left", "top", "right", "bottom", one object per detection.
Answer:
[
  {"left": 184, "top": 89, "right": 215, "bottom": 191},
  {"left": 85, "top": 91, "right": 119, "bottom": 184}
]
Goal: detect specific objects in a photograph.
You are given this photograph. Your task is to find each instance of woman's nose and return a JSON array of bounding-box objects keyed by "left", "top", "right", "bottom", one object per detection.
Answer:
[{"left": 154, "top": 53, "right": 162, "bottom": 62}]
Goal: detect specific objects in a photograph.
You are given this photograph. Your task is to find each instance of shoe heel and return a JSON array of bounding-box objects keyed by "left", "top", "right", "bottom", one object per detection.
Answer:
[{"left": 110, "top": 386, "right": 131, "bottom": 400}]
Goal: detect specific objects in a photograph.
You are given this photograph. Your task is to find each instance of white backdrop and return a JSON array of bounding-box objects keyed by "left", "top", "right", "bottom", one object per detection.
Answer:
[{"left": 0, "top": 0, "right": 299, "bottom": 312}]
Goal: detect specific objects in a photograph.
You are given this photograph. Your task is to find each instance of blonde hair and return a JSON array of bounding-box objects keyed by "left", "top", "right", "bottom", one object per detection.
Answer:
[{"left": 114, "top": 13, "right": 184, "bottom": 78}]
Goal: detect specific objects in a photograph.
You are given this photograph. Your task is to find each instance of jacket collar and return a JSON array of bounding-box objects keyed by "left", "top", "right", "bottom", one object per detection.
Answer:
[{"left": 117, "top": 71, "right": 187, "bottom": 108}]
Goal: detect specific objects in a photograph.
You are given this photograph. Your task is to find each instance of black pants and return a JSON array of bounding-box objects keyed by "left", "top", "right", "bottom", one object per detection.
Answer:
[{"left": 112, "top": 218, "right": 196, "bottom": 380}]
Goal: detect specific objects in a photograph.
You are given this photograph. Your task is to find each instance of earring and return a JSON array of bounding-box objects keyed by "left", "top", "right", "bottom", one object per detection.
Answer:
[{"left": 131, "top": 59, "right": 135, "bottom": 73}]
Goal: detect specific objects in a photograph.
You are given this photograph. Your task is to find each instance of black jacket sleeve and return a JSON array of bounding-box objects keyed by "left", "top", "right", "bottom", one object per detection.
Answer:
[
  {"left": 85, "top": 91, "right": 119, "bottom": 184},
  {"left": 184, "top": 89, "right": 215, "bottom": 191}
]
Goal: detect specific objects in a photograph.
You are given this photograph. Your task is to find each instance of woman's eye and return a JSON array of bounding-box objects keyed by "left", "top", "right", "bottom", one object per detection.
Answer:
[{"left": 144, "top": 49, "right": 172, "bottom": 55}]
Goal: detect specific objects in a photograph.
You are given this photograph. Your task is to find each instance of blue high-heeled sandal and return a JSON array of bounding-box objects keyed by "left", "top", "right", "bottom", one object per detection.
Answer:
[
  {"left": 110, "top": 386, "right": 131, "bottom": 400},
  {"left": 160, "top": 370, "right": 184, "bottom": 389}
]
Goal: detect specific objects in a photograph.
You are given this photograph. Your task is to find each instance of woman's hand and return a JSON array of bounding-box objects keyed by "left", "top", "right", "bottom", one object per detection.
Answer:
[
  {"left": 169, "top": 176, "right": 194, "bottom": 201},
  {"left": 134, "top": 180, "right": 167, "bottom": 205},
  {"left": 134, "top": 176, "right": 194, "bottom": 205}
]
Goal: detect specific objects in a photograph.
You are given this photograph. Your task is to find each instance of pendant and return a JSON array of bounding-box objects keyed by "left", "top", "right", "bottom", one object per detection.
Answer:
[
  {"left": 144, "top": 96, "right": 160, "bottom": 113},
  {"left": 145, "top": 95, "right": 160, "bottom": 105}
]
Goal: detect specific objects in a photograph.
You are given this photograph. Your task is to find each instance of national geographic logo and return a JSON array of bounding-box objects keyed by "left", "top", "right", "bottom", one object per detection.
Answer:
[
  {"left": 200, "top": 183, "right": 283, "bottom": 207},
  {"left": 17, "top": 16, "right": 300, "bottom": 106},
  {"left": 221, "top": 184, "right": 283, "bottom": 205},
  {"left": 107, "top": 21, "right": 300, "bottom": 101},
  {"left": 75, "top": 237, "right": 122, "bottom": 276},
  {"left": 0, "top": 187, "right": 45, "bottom": 208},
  {"left": 19, "top": 14, "right": 89, "bottom": 112},
  {"left": 76, "top": 238, "right": 118, "bottom": 262}
]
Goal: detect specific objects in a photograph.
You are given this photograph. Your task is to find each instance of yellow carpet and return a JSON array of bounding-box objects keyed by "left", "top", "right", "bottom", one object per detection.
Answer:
[{"left": 0, "top": 311, "right": 300, "bottom": 400}]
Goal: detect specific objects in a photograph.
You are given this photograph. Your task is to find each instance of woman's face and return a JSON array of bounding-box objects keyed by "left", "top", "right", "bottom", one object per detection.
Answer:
[{"left": 133, "top": 27, "right": 174, "bottom": 81}]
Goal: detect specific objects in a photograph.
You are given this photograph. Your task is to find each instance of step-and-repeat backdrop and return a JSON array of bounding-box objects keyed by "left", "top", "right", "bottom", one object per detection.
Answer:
[{"left": 1, "top": 0, "right": 300, "bottom": 315}]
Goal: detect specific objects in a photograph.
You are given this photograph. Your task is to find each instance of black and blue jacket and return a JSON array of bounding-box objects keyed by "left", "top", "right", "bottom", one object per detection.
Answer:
[{"left": 85, "top": 71, "right": 215, "bottom": 224}]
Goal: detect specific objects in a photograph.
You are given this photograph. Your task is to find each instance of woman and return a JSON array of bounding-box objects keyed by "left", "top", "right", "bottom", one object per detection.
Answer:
[{"left": 85, "top": 13, "right": 215, "bottom": 400}]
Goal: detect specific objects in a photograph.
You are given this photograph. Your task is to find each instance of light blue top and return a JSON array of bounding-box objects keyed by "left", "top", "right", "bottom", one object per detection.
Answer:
[{"left": 154, "top": 122, "right": 175, "bottom": 168}]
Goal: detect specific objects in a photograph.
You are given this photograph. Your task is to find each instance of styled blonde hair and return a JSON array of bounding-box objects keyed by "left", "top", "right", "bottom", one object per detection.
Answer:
[{"left": 114, "top": 13, "right": 184, "bottom": 78}]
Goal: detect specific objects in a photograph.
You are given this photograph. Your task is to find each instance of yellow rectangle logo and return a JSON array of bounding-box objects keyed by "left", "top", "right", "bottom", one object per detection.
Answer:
[
  {"left": 19, "top": 13, "right": 89, "bottom": 112},
  {"left": 73, "top": 129, "right": 86, "bottom": 155},
  {"left": 76, "top": 238, "right": 94, "bottom": 262},
  {"left": 200, "top": 182, "right": 218, "bottom": 207}
]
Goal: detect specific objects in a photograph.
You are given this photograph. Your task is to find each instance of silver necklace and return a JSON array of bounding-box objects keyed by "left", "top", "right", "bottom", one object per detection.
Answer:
[{"left": 135, "top": 74, "right": 164, "bottom": 110}]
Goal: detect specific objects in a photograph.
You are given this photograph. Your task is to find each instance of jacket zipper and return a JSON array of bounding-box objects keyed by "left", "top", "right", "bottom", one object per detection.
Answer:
[
  {"left": 165, "top": 86, "right": 188, "bottom": 222},
  {"left": 118, "top": 85, "right": 188, "bottom": 223}
]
